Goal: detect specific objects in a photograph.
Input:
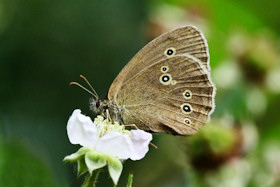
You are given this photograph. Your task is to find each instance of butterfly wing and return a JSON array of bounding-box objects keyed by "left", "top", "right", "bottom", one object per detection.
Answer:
[
  {"left": 108, "top": 26, "right": 210, "bottom": 101},
  {"left": 107, "top": 26, "right": 215, "bottom": 135}
]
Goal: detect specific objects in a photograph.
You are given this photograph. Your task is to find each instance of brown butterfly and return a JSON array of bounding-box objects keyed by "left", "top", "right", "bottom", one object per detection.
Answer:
[{"left": 72, "top": 26, "right": 216, "bottom": 136}]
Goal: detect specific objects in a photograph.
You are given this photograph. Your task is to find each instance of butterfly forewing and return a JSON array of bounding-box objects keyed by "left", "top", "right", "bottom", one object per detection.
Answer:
[{"left": 108, "top": 26, "right": 210, "bottom": 102}]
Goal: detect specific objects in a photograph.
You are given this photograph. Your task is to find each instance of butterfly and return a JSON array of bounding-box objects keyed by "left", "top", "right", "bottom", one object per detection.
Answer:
[{"left": 72, "top": 26, "right": 216, "bottom": 136}]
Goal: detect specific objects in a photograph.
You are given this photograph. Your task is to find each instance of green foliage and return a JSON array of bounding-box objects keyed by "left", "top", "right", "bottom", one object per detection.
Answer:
[{"left": 0, "top": 139, "right": 57, "bottom": 186}]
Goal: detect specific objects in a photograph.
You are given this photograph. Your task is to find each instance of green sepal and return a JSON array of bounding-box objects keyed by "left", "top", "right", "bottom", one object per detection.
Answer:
[
  {"left": 85, "top": 150, "right": 107, "bottom": 174},
  {"left": 77, "top": 158, "right": 88, "bottom": 176},
  {"left": 64, "top": 147, "right": 90, "bottom": 162},
  {"left": 107, "top": 156, "right": 123, "bottom": 185}
]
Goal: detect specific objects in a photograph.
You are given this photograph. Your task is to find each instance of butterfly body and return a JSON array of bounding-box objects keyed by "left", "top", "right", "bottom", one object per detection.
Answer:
[
  {"left": 90, "top": 26, "right": 216, "bottom": 136},
  {"left": 90, "top": 98, "right": 125, "bottom": 125}
]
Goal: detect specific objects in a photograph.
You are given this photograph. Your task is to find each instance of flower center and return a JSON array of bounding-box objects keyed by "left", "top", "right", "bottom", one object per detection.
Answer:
[{"left": 94, "top": 116, "right": 131, "bottom": 138}]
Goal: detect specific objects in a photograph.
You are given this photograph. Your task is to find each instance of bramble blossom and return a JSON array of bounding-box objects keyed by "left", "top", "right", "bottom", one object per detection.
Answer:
[{"left": 64, "top": 109, "right": 152, "bottom": 185}]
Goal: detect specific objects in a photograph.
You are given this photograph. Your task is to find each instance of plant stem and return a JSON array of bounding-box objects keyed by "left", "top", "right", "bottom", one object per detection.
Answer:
[
  {"left": 127, "top": 172, "right": 133, "bottom": 187},
  {"left": 82, "top": 170, "right": 101, "bottom": 187}
]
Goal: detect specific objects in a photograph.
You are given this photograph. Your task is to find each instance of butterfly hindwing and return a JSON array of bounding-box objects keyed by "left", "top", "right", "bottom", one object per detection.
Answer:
[{"left": 114, "top": 55, "right": 215, "bottom": 135}]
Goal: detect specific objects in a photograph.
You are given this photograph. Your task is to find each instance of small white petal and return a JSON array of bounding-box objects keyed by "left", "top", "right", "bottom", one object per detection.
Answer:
[
  {"left": 129, "top": 130, "right": 152, "bottom": 160},
  {"left": 96, "top": 132, "right": 133, "bottom": 160},
  {"left": 67, "top": 109, "right": 98, "bottom": 148}
]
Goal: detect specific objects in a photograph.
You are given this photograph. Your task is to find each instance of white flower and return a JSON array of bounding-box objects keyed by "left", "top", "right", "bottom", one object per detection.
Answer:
[
  {"left": 65, "top": 109, "right": 153, "bottom": 185},
  {"left": 67, "top": 109, "right": 152, "bottom": 160}
]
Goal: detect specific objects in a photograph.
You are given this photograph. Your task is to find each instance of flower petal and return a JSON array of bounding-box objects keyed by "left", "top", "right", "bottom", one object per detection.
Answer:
[
  {"left": 67, "top": 109, "right": 98, "bottom": 148},
  {"left": 129, "top": 130, "right": 152, "bottom": 160},
  {"left": 96, "top": 132, "right": 133, "bottom": 159}
]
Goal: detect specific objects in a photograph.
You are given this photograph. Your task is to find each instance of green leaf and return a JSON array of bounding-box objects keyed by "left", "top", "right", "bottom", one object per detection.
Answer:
[
  {"left": 85, "top": 151, "right": 107, "bottom": 174},
  {"left": 64, "top": 147, "right": 90, "bottom": 162},
  {"left": 107, "top": 156, "right": 123, "bottom": 185},
  {"left": 77, "top": 158, "right": 88, "bottom": 176}
]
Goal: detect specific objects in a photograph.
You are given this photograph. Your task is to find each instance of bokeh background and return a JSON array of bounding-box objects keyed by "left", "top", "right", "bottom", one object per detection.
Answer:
[{"left": 1, "top": 0, "right": 280, "bottom": 186}]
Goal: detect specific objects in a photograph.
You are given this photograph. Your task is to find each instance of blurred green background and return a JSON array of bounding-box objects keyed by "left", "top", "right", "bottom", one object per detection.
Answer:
[{"left": 1, "top": 0, "right": 280, "bottom": 186}]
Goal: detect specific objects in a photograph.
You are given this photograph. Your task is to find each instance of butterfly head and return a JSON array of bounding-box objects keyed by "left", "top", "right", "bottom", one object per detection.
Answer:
[
  {"left": 89, "top": 98, "right": 102, "bottom": 114},
  {"left": 89, "top": 98, "right": 108, "bottom": 115},
  {"left": 70, "top": 75, "right": 108, "bottom": 115}
]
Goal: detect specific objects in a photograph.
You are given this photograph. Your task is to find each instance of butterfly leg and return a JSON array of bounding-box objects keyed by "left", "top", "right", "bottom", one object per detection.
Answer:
[
  {"left": 106, "top": 109, "right": 113, "bottom": 122},
  {"left": 149, "top": 142, "right": 158, "bottom": 149},
  {"left": 124, "top": 124, "right": 139, "bottom": 130}
]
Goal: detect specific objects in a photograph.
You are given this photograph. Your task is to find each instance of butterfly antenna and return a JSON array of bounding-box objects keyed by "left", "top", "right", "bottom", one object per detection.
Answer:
[
  {"left": 70, "top": 82, "right": 98, "bottom": 99},
  {"left": 79, "top": 75, "right": 99, "bottom": 99}
]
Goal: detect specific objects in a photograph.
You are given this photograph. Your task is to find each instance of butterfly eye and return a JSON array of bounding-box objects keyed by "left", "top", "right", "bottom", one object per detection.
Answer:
[
  {"left": 159, "top": 73, "right": 172, "bottom": 85},
  {"left": 161, "top": 66, "right": 169, "bottom": 73},
  {"left": 180, "top": 103, "right": 192, "bottom": 114},
  {"left": 96, "top": 100, "right": 100, "bottom": 108},
  {"left": 164, "top": 47, "right": 176, "bottom": 57},
  {"left": 183, "top": 90, "right": 192, "bottom": 99}
]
